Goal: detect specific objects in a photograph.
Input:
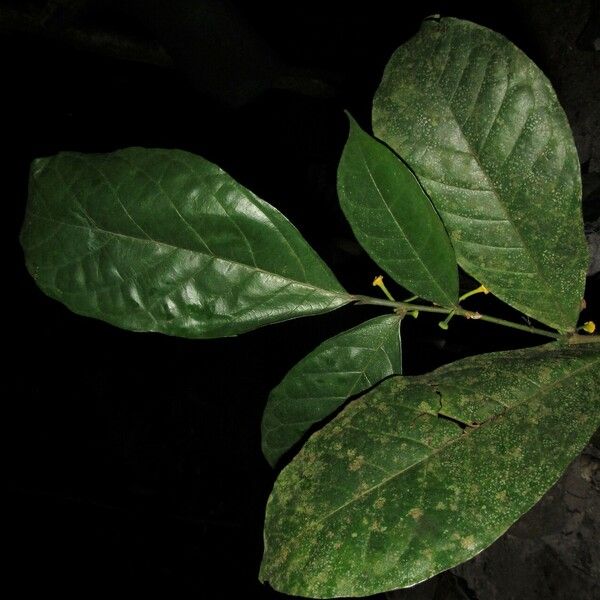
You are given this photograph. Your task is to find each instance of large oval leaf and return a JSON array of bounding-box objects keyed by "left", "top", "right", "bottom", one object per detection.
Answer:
[
  {"left": 260, "top": 344, "right": 600, "bottom": 597},
  {"left": 338, "top": 115, "right": 458, "bottom": 307},
  {"left": 262, "top": 314, "right": 402, "bottom": 467},
  {"left": 21, "top": 148, "right": 351, "bottom": 338},
  {"left": 373, "top": 17, "right": 587, "bottom": 332}
]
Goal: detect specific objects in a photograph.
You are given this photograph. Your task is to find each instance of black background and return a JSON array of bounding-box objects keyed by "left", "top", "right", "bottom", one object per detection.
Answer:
[{"left": 5, "top": 1, "right": 599, "bottom": 597}]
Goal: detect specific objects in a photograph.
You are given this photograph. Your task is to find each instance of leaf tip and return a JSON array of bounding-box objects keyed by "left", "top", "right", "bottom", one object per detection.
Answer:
[{"left": 343, "top": 109, "right": 360, "bottom": 131}]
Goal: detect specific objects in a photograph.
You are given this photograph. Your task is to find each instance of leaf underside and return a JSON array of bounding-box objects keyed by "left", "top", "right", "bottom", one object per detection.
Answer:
[
  {"left": 21, "top": 148, "right": 351, "bottom": 338},
  {"left": 337, "top": 115, "right": 458, "bottom": 307},
  {"left": 260, "top": 344, "right": 600, "bottom": 597},
  {"left": 373, "top": 17, "right": 587, "bottom": 332},
  {"left": 262, "top": 315, "right": 403, "bottom": 467}
]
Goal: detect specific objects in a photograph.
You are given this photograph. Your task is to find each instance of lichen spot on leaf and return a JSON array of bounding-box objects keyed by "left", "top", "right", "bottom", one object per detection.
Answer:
[{"left": 408, "top": 507, "right": 424, "bottom": 520}]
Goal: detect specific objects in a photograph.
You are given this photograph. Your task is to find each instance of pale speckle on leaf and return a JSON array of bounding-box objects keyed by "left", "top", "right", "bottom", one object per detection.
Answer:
[
  {"left": 374, "top": 497, "right": 386, "bottom": 509},
  {"left": 349, "top": 455, "right": 365, "bottom": 471},
  {"left": 460, "top": 535, "right": 476, "bottom": 550},
  {"left": 408, "top": 507, "right": 424, "bottom": 520}
]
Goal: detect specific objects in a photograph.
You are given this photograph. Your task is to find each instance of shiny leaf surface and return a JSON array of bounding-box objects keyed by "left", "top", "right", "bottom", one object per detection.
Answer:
[
  {"left": 260, "top": 344, "right": 600, "bottom": 597},
  {"left": 338, "top": 115, "right": 458, "bottom": 306},
  {"left": 21, "top": 148, "right": 351, "bottom": 338},
  {"left": 373, "top": 17, "right": 587, "bottom": 331},
  {"left": 262, "top": 315, "right": 402, "bottom": 467}
]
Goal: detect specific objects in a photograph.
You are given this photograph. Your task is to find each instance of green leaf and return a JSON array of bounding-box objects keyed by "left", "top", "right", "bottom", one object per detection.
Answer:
[
  {"left": 260, "top": 344, "right": 600, "bottom": 597},
  {"left": 262, "top": 315, "right": 402, "bottom": 467},
  {"left": 21, "top": 148, "right": 351, "bottom": 338},
  {"left": 338, "top": 114, "right": 458, "bottom": 307},
  {"left": 372, "top": 17, "right": 587, "bottom": 332}
]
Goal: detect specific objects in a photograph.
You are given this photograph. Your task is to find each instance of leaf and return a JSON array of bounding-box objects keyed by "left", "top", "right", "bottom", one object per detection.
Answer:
[
  {"left": 372, "top": 17, "right": 587, "bottom": 332},
  {"left": 337, "top": 114, "right": 458, "bottom": 307},
  {"left": 21, "top": 148, "right": 352, "bottom": 338},
  {"left": 260, "top": 344, "right": 600, "bottom": 597},
  {"left": 262, "top": 315, "right": 402, "bottom": 467}
]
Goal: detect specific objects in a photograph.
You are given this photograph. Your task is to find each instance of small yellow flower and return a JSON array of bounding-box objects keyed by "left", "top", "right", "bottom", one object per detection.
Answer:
[
  {"left": 582, "top": 321, "right": 596, "bottom": 334},
  {"left": 459, "top": 284, "right": 489, "bottom": 303},
  {"left": 372, "top": 275, "right": 395, "bottom": 302}
]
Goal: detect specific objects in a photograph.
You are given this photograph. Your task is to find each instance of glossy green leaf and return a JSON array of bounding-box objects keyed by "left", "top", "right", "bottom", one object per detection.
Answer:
[
  {"left": 21, "top": 148, "right": 352, "bottom": 338},
  {"left": 262, "top": 315, "right": 402, "bottom": 467},
  {"left": 373, "top": 17, "right": 587, "bottom": 332},
  {"left": 338, "top": 114, "right": 458, "bottom": 307},
  {"left": 260, "top": 344, "right": 600, "bottom": 597}
]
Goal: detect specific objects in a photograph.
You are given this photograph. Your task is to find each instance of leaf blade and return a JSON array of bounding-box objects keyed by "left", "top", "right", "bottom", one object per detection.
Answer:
[
  {"left": 262, "top": 315, "right": 402, "bottom": 466},
  {"left": 372, "top": 17, "right": 587, "bottom": 331},
  {"left": 21, "top": 148, "right": 351, "bottom": 338},
  {"left": 260, "top": 344, "right": 600, "bottom": 597},
  {"left": 337, "top": 115, "right": 458, "bottom": 306}
]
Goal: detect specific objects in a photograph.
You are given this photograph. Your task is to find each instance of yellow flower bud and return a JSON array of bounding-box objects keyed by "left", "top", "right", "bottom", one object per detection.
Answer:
[
  {"left": 582, "top": 321, "right": 596, "bottom": 334},
  {"left": 372, "top": 275, "right": 395, "bottom": 302},
  {"left": 459, "top": 284, "right": 489, "bottom": 302}
]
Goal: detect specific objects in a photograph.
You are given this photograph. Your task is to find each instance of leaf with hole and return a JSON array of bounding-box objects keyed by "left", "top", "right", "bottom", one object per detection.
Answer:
[
  {"left": 21, "top": 148, "right": 351, "bottom": 338},
  {"left": 260, "top": 343, "right": 600, "bottom": 597},
  {"left": 338, "top": 114, "right": 458, "bottom": 306},
  {"left": 262, "top": 314, "right": 402, "bottom": 466},
  {"left": 373, "top": 17, "right": 587, "bottom": 331}
]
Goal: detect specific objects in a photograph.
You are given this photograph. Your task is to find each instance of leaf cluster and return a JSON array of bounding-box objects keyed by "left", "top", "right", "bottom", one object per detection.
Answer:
[{"left": 21, "top": 17, "right": 599, "bottom": 598}]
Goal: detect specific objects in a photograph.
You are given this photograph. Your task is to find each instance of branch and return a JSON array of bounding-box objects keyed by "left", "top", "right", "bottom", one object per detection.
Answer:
[{"left": 353, "top": 295, "right": 563, "bottom": 340}]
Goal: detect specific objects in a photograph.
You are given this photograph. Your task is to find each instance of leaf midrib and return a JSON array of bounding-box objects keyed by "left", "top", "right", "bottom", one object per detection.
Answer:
[
  {"left": 26, "top": 211, "right": 351, "bottom": 301},
  {"left": 292, "top": 355, "right": 597, "bottom": 534},
  {"left": 427, "top": 28, "right": 566, "bottom": 323},
  {"left": 355, "top": 138, "right": 456, "bottom": 307},
  {"left": 264, "top": 317, "right": 401, "bottom": 455}
]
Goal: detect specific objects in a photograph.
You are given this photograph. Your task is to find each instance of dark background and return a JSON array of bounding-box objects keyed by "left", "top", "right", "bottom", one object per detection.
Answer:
[{"left": 5, "top": 1, "right": 599, "bottom": 597}]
